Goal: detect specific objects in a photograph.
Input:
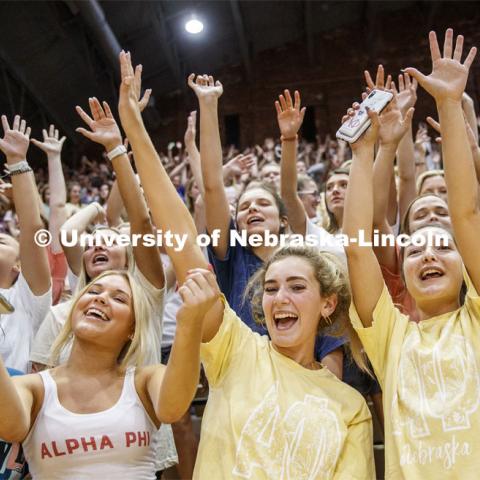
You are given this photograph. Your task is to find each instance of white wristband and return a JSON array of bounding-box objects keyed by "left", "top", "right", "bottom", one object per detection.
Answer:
[
  {"left": 7, "top": 160, "right": 29, "bottom": 173},
  {"left": 106, "top": 145, "right": 127, "bottom": 161}
]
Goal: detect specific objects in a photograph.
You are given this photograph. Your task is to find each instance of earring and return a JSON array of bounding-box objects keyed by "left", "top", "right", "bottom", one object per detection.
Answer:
[{"left": 323, "top": 315, "right": 332, "bottom": 326}]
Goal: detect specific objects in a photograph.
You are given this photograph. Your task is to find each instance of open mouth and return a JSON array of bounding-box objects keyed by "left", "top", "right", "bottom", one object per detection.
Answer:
[
  {"left": 92, "top": 253, "right": 109, "bottom": 265},
  {"left": 247, "top": 216, "right": 264, "bottom": 225},
  {"left": 419, "top": 267, "right": 444, "bottom": 281},
  {"left": 85, "top": 307, "right": 110, "bottom": 322},
  {"left": 273, "top": 312, "right": 299, "bottom": 331}
]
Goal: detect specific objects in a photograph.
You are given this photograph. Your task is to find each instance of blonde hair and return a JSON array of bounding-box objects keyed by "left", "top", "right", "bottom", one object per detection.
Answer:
[
  {"left": 416, "top": 169, "right": 444, "bottom": 195},
  {"left": 75, "top": 226, "right": 135, "bottom": 295},
  {"left": 244, "top": 245, "right": 370, "bottom": 373},
  {"left": 51, "top": 270, "right": 151, "bottom": 368}
]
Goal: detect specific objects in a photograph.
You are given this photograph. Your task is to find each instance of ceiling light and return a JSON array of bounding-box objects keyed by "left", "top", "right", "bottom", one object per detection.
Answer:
[{"left": 185, "top": 17, "right": 203, "bottom": 34}]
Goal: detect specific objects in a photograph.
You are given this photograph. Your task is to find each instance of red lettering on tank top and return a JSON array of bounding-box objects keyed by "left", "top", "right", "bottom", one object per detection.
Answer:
[
  {"left": 65, "top": 438, "right": 80, "bottom": 454},
  {"left": 99, "top": 435, "right": 114, "bottom": 450},
  {"left": 125, "top": 432, "right": 136, "bottom": 447},
  {"left": 51, "top": 441, "right": 66, "bottom": 456},
  {"left": 81, "top": 436, "right": 97, "bottom": 452},
  {"left": 138, "top": 431, "right": 148, "bottom": 447},
  {"left": 40, "top": 443, "right": 52, "bottom": 459}
]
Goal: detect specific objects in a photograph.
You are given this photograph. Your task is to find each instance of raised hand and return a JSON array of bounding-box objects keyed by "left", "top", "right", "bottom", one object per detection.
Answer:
[
  {"left": 377, "top": 93, "right": 414, "bottom": 146},
  {"left": 364, "top": 64, "right": 392, "bottom": 92},
  {"left": 414, "top": 123, "right": 431, "bottom": 153},
  {"left": 395, "top": 72, "right": 418, "bottom": 116},
  {"left": 31, "top": 124, "right": 66, "bottom": 157},
  {"left": 177, "top": 268, "right": 221, "bottom": 325},
  {"left": 404, "top": 29, "right": 477, "bottom": 105},
  {"left": 427, "top": 113, "right": 478, "bottom": 148},
  {"left": 342, "top": 103, "right": 380, "bottom": 152},
  {"left": 0, "top": 115, "right": 31, "bottom": 163},
  {"left": 275, "top": 89, "right": 306, "bottom": 139},
  {"left": 184, "top": 110, "right": 197, "bottom": 146},
  {"left": 133, "top": 65, "right": 152, "bottom": 113},
  {"left": 187, "top": 74, "right": 223, "bottom": 102},
  {"left": 118, "top": 51, "right": 144, "bottom": 130},
  {"left": 224, "top": 153, "right": 255, "bottom": 177},
  {"left": 76, "top": 98, "right": 123, "bottom": 151}
]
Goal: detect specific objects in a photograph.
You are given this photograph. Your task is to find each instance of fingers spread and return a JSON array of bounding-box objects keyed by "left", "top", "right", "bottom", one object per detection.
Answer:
[
  {"left": 429, "top": 30, "right": 441, "bottom": 62},
  {"left": 75, "top": 106, "right": 94, "bottom": 128},
  {"left": 443, "top": 28, "right": 453, "bottom": 59}
]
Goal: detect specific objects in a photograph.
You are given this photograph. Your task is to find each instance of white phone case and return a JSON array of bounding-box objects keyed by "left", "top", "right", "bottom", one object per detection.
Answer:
[{"left": 336, "top": 90, "right": 393, "bottom": 143}]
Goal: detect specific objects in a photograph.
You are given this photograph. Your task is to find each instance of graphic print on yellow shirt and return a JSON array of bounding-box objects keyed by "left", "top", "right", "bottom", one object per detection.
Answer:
[
  {"left": 195, "top": 301, "right": 374, "bottom": 480},
  {"left": 350, "top": 274, "right": 480, "bottom": 479}
]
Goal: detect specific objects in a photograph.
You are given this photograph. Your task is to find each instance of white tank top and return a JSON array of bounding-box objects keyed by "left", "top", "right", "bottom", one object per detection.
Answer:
[{"left": 23, "top": 368, "right": 159, "bottom": 479}]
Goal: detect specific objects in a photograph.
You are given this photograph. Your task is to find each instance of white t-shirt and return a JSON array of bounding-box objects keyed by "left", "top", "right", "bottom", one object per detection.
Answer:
[
  {"left": 306, "top": 218, "right": 346, "bottom": 261},
  {"left": 0, "top": 273, "right": 52, "bottom": 372}
]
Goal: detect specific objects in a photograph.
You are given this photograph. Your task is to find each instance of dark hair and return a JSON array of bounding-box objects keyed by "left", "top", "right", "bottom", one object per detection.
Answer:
[
  {"left": 236, "top": 181, "right": 288, "bottom": 234},
  {"left": 324, "top": 168, "right": 350, "bottom": 234}
]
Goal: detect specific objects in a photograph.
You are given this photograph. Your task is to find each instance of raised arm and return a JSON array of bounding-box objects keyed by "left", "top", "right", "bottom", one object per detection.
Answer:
[
  {"left": 106, "top": 179, "right": 124, "bottom": 227},
  {"left": 0, "top": 116, "right": 50, "bottom": 294},
  {"left": 372, "top": 93, "right": 414, "bottom": 269},
  {"left": 277, "top": 89, "right": 307, "bottom": 234},
  {"left": 76, "top": 97, "right": 164, "bottom": 288},
  {"left": 406, "top": 29, "right": 480, "bottom": 288},
  {"left": 343, "top": 107, "right": 384, "bottom": 326},
  {"left": 147, "top": 268, "right": 220, "bottom": 423},
  {"left": 184, "top": 110, "right": 205, "bottom": 198},
  {"left": 462, "top": 91, "right": 479, "bottom": 145},
  {"left": 395, "top": 73, "right": 419, "bottom": 221},
  {"left": 118, "top": 52, "right": 207, "bottom": 281},
  {"left": 188, "top": 74, "right": 231, "bottom": 259},
  {"left": 426, "top": 111, "right": 480, "bottom": 183},
  {"left": 31, "top": 125, "right": 67, "bottom": 254}
]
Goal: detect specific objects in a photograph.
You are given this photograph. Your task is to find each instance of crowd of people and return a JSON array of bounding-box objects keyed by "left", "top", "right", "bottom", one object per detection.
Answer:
[{"left": 0, "top": 27, "right": 479, "bottom": 479}]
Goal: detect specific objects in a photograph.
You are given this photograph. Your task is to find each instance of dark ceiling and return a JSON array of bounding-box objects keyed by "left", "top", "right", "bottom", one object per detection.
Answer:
[{"left": 0, "top": 0, "right": 478, "bottom": 166}]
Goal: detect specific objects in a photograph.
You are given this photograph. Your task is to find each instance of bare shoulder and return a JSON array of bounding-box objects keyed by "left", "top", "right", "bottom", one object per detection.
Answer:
[
  {"left": 135, "top": 364, "right": 167, "bottom": 389},
  {"left": 12, "top": 372, "right": 45, "bottom": 419},
  {"left": 12, "top": 372, "right": 44, "bottom": 393}
]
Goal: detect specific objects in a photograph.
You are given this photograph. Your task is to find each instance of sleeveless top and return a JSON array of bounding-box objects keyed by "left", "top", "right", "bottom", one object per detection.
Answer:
[{"left": 22, "top": 368, "right": 159, "bottom": 479}]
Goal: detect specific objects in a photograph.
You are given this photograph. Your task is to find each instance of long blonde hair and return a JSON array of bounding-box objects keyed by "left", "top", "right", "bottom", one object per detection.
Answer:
[
  {"left": 244, "top": 245, "right": 370, "bottom": 373},
  {"left": 51, "top": 270, "right": 151, "bottom": 368}
]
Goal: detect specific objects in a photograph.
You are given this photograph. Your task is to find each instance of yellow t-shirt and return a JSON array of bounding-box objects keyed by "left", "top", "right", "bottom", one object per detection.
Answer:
[
  {"left": 195, "top": 301, "right": 374, "bottom": 480},
  {"left": 350, "top": 275, "right": 480, "bottom": 479}
]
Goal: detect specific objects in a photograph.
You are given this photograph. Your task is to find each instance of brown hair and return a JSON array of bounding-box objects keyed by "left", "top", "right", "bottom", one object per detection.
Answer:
[
  {"left": 324, "top": 168, "right": 350, "bottom": 234},
  {"left": 244, "top": 245, "right": 370, "bottom": 373},
  {"left": 400, "top": 193, "right": 448, "bottom": 236},
  {"left": 236, "top": 181, "right": 288, "bottom": 234}
]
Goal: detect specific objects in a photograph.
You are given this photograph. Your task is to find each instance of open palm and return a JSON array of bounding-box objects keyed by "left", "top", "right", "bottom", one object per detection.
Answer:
[
  {"left": 275, "top": 90, "right": 306, "bottom": 138},
  {"left": 405, "top": 29, "right": 477, "bottom": 104},
  {"left": 76, "top": 98, "right": 122, "bottom": 151}
]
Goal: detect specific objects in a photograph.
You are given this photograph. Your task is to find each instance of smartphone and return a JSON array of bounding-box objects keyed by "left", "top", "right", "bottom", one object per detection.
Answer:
[
  {"left": 0, "top": 293, "right": 14, "bottom": 314},
  {"left": 336, "top": 89, "right": 393, "bottom": 143}
]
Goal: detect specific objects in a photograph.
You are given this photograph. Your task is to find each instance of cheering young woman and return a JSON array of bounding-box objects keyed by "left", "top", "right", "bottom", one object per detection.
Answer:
[{"left": 344, "top": 29, "right": 479, "bottom": 479}]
